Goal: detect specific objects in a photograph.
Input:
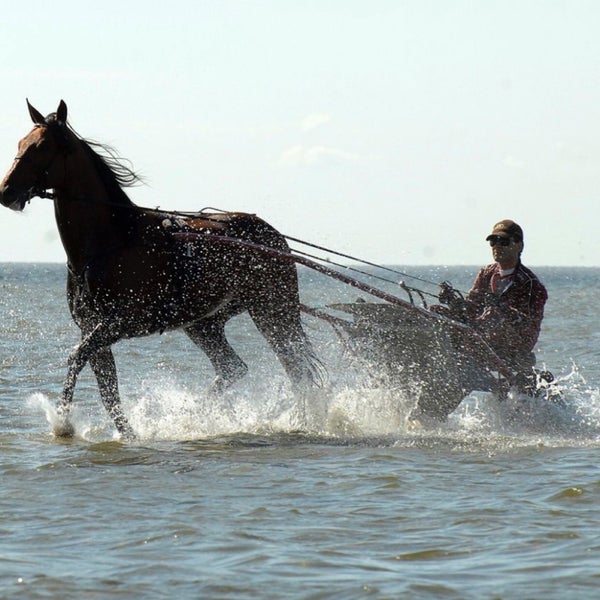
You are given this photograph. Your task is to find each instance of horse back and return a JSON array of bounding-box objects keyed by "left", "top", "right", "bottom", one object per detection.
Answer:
[{"left": 139, "top": 209, "right": 290, "bottom": 252}]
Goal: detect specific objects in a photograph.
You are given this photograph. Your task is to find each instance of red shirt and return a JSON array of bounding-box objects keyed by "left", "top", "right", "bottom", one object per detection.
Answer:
[{"left": 464, "top": 261, "right": 547, "bottom": 365}]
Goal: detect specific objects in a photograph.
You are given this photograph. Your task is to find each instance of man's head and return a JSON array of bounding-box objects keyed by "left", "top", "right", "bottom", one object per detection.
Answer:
[{"left": 486, "top": 219, "right": 524, "bottom": 268}]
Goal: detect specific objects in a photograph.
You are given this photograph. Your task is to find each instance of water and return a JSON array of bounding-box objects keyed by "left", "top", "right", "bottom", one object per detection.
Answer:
[{"left": 1, "top": 263, "right": 600, "bottom": 599}]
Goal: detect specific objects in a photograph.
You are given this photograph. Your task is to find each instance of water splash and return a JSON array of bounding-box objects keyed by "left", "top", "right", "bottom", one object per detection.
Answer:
[
  {"left": 445, "top": 363, "right": 600, "bottom": 444},
  {"left": 27, "top": 393, "right": 119, "bottom": 442},
  {"left": 25, "top": 362, "right": 600, "bottom": 447},
  {"left": 124, "top": 376, "right": 326, "bottom": 441}
]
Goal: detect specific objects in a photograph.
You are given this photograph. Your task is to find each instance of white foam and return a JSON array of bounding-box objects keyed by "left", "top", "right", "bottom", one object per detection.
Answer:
[{"left": 25, "top": 362, "right": 600, "bottom": 446}]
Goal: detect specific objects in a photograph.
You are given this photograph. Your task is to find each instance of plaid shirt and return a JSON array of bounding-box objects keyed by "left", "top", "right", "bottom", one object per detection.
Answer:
[{"left": 464, "top": 261, "right": 547, "bottom": 363}]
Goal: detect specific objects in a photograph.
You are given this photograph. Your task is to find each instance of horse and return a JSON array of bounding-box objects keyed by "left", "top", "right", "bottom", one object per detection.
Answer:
[{"left": 0, "top": 100, "right": 324, "bottom": 439}]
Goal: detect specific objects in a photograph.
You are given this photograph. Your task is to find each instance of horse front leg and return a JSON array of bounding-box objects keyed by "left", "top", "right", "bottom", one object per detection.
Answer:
[
  {"left": 55, "top": 323, "right": 124, "bottom": 438},
  {"left": 89, "top": 348, "right": 135, "bottom": 440},
  {"left": 53, "top": 338, "right": 91, "bottom": 438}
]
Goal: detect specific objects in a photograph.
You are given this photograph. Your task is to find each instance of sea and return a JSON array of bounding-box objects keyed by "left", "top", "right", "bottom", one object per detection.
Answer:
[{"left": 1, "top": 262, "right": 599, "bottom": 599}]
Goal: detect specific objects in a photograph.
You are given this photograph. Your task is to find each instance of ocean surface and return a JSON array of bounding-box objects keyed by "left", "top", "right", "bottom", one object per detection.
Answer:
[{"left": 1, "top": 262, "right": 600, "bottom": 599}]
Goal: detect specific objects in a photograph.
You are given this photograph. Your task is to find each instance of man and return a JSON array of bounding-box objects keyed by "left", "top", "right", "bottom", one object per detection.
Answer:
[{"left": 437, "top": 219, "right": 548, "bottom": 392}]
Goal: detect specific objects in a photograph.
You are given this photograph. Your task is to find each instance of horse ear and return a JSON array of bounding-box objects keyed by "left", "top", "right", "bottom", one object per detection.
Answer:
[
  {"left": 27, "top": 99, "right": 46, "bottom": 125},
  {"left": 56, "top": 100, "right": 67, "bottom": 125}
]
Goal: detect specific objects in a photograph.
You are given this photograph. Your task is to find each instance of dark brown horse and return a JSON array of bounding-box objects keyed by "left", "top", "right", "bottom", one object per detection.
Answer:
[{"left": 0, "top": 100, "right": 323, "bottom": 439}]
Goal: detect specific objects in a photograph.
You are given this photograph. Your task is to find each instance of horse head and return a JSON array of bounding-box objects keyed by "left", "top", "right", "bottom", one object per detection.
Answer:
[{"left": 0, "top": 100, "right": 73, "bottom": 211}]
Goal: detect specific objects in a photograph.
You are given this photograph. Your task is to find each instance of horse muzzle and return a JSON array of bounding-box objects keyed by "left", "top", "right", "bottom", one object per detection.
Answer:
[{"left": 0, "top": 185, "right": 34, "bottom": 211}]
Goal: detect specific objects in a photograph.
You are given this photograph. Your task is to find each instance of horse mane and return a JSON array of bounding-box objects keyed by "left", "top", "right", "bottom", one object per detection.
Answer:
[{"left": 48, "top": 112, "right": 143, "bottom": 206}]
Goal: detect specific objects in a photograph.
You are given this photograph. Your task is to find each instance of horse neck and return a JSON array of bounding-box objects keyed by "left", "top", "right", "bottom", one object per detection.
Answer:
[{"left": 53, "top": 150, "right": 134, "bottom": 273}]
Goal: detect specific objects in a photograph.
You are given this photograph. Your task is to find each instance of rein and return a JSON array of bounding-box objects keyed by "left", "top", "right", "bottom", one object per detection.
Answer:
[
  {"left": 160, "top": 207, "right": 463, "bottom": 300},
  {"left": 24, "top": 137, "right": 461, "bottom": 307},
  {"left": 284, "top": 234, "right": 440, "bottom": 288},
  {"left": 42, "top": 194, "right": 462, "bottom": 303},
  {"left": 165, "top": 208, "right": 467, "bottom": 300},
  {"left": 171, "top": 230, "right": 514, "bottom": 383}
]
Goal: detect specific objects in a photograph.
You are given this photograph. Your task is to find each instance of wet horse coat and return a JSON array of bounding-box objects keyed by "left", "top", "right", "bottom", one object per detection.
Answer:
[{"left": 0, "top": 100, "right": 323, "bottom": 438}]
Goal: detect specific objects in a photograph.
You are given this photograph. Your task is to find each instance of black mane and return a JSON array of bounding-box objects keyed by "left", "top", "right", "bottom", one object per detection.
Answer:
[{"left": 47, "top": 112, "right": 143, "bottom": 206}]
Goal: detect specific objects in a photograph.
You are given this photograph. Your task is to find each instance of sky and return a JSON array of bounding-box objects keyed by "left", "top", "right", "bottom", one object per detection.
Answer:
[{"left": 0, "top": 0, "right": 598, "bottom": 266}]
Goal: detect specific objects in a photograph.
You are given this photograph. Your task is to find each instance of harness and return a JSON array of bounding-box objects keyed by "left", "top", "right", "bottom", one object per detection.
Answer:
[{"left": 12, "top": 124, "right": 72, "bottom": 202}]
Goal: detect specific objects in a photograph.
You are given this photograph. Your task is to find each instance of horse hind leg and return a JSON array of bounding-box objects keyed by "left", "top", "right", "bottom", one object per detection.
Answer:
[
  {"left": 184, "top": 316, "right": 248, "bottom": 395},
  {"left": 247, "top": 302, "right": 325, "bottom": 390},
  {"left": 247, "top": 301, "right": 326, "bottom": 430}
]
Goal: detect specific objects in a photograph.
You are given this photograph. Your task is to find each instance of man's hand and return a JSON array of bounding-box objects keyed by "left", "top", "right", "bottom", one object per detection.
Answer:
[
  {"left": 438, "top": 281, "right": 459, "bottom": 305},
  {"left": 437, "top": 282, "right": 469, "bottom": 321}
]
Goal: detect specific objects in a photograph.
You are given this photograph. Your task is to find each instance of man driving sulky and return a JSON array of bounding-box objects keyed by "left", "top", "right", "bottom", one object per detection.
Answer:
[{"left": 436, "top": 219, "right": 548, "bottom": 393}]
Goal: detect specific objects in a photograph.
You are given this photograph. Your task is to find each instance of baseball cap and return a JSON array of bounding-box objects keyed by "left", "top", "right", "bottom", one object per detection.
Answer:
[{"left": 485, "top": 219, "right": 524, "bottom": 241}]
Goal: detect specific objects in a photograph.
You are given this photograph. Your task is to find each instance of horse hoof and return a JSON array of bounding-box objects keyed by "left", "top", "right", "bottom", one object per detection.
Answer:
[
  {"left": 207, "top": 376, "right": 226, "bottom": 397},
  {"left": 407, "top": 417, "right": 423, "bottom": 431},
  {"left": 118, "top": 426, "right": 136, "bottom": 442},
  {"left": 53, "top": 418, "right": 75, "bottom": 438}
]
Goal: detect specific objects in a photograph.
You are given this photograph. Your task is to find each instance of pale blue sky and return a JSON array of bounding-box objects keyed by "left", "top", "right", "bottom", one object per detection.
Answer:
[{"left": 0, "top": 0, "right": 598, "bottom": 265}]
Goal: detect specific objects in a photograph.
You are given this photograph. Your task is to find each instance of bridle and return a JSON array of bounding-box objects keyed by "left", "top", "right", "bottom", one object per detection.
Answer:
[{"left": 11, "top": 124, "right": 71, "bottom": 203}]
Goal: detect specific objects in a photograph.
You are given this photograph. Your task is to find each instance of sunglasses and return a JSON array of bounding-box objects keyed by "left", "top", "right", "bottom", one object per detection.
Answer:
[{"left": 488, "top": 236, "right": 512, "bottom": 247}]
